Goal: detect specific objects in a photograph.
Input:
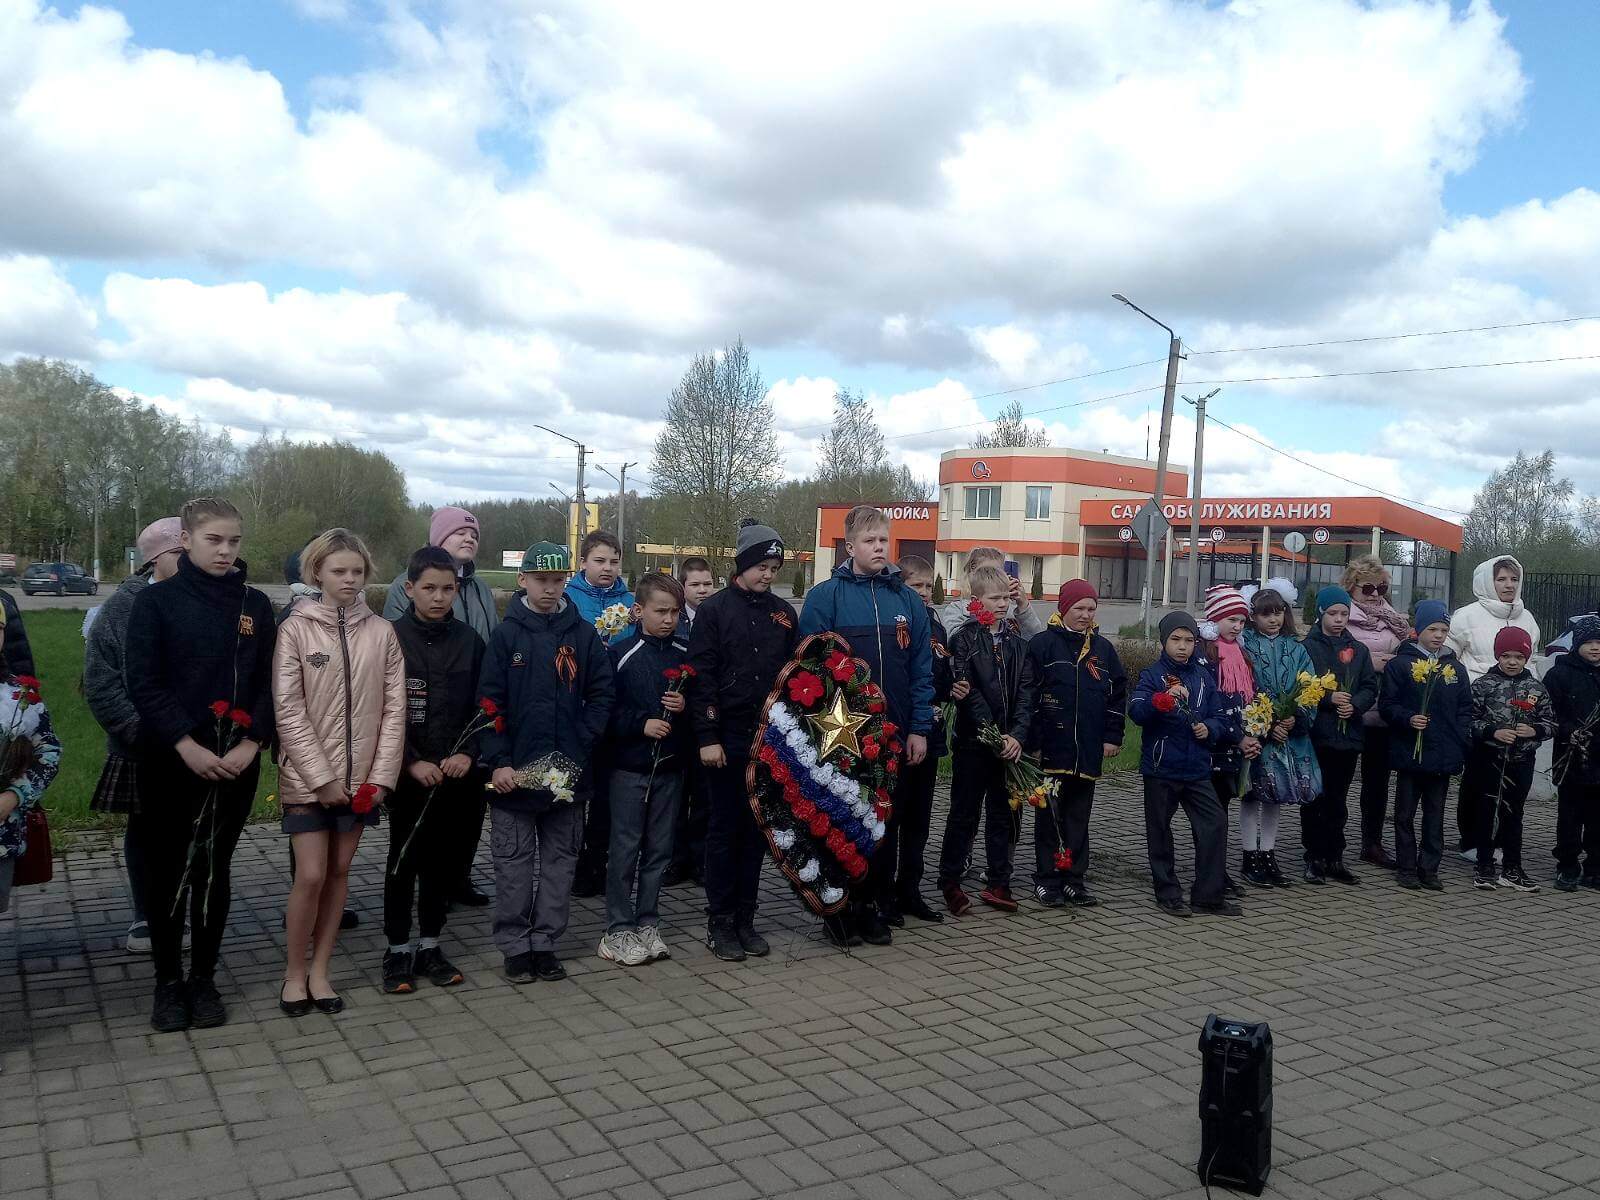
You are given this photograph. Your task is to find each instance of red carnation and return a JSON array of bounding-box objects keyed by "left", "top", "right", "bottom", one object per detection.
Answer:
[
  {"left": 825, "top": 650, "right": 855, "bottom": 683},
  {"left": 351, "top": 783, "right": 379, "bottom": 815},
  {"left": 680, "top": 664, "right": 697, "bottom": 678},
  {"left": 876, "top": 787, "right": 892, "bottom": 805},
  {"left": 793, "top": 797, "right": 817, "bottom": 821},
  {"left": 787, "top": 672, "right": 825, "bottom": 708},
  {"left": 493, "top": 716, "right": 506, "bottom": 733},
  {"left": 967, "top": 598, "right": 997, "bottom": 628},
  {"left": 478, "top": 697, "right": 498, "bottom": 716},
  {"left": 861, "top": 737, "right": 881, "bottom": 762},
  {"left": 771, "top": 761, "right": 791, "bottom": 784},
  {"left": 881, "top": 721, "right": 898, "bottom": 739},
  {"left": 23, "top": 689, "right": 41, "bottom": 706},
  {"left": 229, "top": 708, "right": 252, "bottom": 729},
  {"left": 1152, "top": 691, "right": 1177, "bottom": 713},
  {"left": 664, "top": 667, "right": 681, "bottom": 682},
  {"left": 846, "top": 855, "right": 870, "bottom": 880},
  {"left": 1053, "top": 848, "right": 1073, "bottom": 870},
  {"left": 14, "top": 675, "right": 40, "bottom": 689},
  {"left": 209, "top": 699, "right": 230, "bottom": 718},
  {"left": 887, "top": 738, "right": 903, "bottom": 757},
  {"left": 826, "top": 829, "right": 848, "bottom": 856},
  {"left": 875, "top": 803, "right": 891, "bottom": 823},
  {"left": 885, "top": 756, "right": 898, "bottom": 775},
  {"left": 867, "top": 698, "right": 886, "bottom": 714},
  {"left": 808, "top": 812, "right": 831, "bottom": 837},
  {"left": 1510, "top": 697, "right": 1536, "bottom": 713}
]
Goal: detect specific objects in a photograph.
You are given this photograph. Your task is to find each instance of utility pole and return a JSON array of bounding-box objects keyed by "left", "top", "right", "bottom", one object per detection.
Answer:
[
  {"left": 1114, "top": 294, "right": 1185, "bottom": 639},
  {"left": 1183, "top": 388, "right": 1221, "bottom": 609},
  {"left": 596, "top": 461, "right": 638, "bottom": 569},
  {"left": 536, "top": 423, "right": 589, "bottom": 558}
]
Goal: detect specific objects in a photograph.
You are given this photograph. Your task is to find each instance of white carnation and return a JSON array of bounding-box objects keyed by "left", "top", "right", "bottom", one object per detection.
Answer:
[
  {"left": 820, "top": 886, "right": 844, "bottom": 905},
  {"left": 798, "top": 860, "right": 820, "bottom": 882},
  {"left": 773, "top": 829, "right": 795, "bottom": 850}
]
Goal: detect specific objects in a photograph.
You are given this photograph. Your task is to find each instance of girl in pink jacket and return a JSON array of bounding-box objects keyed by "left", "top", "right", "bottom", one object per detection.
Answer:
[{"left": 274, "top": 528, "right": 405, "bottom": 1016}]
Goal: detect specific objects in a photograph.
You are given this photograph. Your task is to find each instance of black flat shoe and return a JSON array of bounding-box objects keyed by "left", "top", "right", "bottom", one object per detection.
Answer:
[
  {"left": 279, "top": 981, "right": 313, "bottom": 1018},
  {"left": 309, "top": 986, "right": 344, "bottom": 1014},
  {"left": 450, "top": 885, "right": 490, "bottom": 909},
  {"left": 339, "top": 908, "right": 360, "bottom": 930},
  {"left": 897, "top": 892, "right": 945, "bottom": 922}
]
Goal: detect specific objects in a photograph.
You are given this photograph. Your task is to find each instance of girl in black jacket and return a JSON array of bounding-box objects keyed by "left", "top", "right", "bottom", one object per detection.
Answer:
[
  {"left": 1544, "top": 615, "right": 1600, "bottom": 889},
  {"left": 1301, "top": 587, "right": 1379, "bottom": 884}
]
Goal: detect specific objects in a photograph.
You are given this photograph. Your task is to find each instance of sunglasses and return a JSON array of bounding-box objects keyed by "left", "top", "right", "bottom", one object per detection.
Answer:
[{"left": 1358, "top": 583, "right": 1389, "bottom": 597}]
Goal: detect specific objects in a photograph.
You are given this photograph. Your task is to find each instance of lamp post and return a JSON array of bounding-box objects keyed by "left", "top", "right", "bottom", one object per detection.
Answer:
[
  {"left": 535, "top": 423, "right": 588, "bottom": 555},
  {"left": 1183, "top": 388, "right": 1221, "bottom": 609},
  {"left": 1113, "top": 293, "right": 1184, "bottom": 639},
  {"left": 595, "top": 461, "right": 638, "bottom": 572}
]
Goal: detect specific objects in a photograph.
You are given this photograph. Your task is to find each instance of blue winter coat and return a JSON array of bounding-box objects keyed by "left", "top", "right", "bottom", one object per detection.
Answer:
[
  {"left": 1239, "top": 628, "right": 1321, "bottom": 806},
  {"left": 1380, "top": 640, "right": 1473, "bottom": 776},
  {"left": 1130, "top": 653, "right": 1233, "bottom": 782},
  {"left": 799, "top": 560, "right": 934, "bottom": 737},
  {"left": 1025, "top": 624, "right": 1127, "bottom": 779},
  {"left": 565, "top": 572, "right": 636, "bottom": 645}
]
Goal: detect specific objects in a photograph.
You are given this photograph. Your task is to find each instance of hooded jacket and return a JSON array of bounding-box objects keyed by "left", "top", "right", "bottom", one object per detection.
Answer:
[
  {"left": 0, "top": 589, "right": 34, "bottom": 679},
  {"left": 687, "top": 581, "right": 798, "bottom": 756},
  {"left": 608, "top": 626, "right": 693, "bottom": 774},
  {"left": 1469, "top": 666, "right": 1554, "bottom": 763},
  {"left": 799, "top": 560, "right": 934, "bottom": 737},
  {"left": 390, "top": 605, "right": 486, "bottom": 766},
  {"left": 947, "top": 615, "right": 1034, "bottom": 747},
  {"left": 1025, "top": 622, "right": 1127, "bottom": 778},
  {"left": 125, "top": 554, "right": 278, "bottom": 754},
  {"left": 1301, "top": 624, "right": 1379, "bottom": 752},
  {"left": 83, "top": 573, "right": 148, "bottom": 758},
  {"left": 1379, "top": 639, "right": 1473, "bottom": 775},
  {"left": 1448, "top": 556, "right": 1542, "bottom": 681},
  {"left": 1130, "top": 652, "right": 1233, "bottom": 782},
  {"left": 383, "top": 560, "right": 499, "bottom": 643},
  {"left": 273, "top": 595, "right": 406, "bottom": 805},
  {"left": 564, "top": 571, "right": 635, "bottom": 645},
  {"left": 477, "top": 596, "right": 614, "bottom": 810},
  {"left": 1545, "top": 651, "right": 1600, "bottom": 786}
]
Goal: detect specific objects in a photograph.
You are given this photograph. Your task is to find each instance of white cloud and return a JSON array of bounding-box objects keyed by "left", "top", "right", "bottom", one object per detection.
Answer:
[{"left": 0, "top": 253, "right": 97, "bottom": 359}]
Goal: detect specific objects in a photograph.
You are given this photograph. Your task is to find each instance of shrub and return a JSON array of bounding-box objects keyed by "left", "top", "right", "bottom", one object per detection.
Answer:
[
  {"left": 627, "top": 568, "right": 638, "bottom": 592},
  {"left": 1030, "top": 567, "right": 1044, "bottom": 600},
  {"left": 1115, "top": 637, "right": 1162, "bottom": 681},
  {"left": 792, "top": 567, "right": 806, "bottom": 599},
  {"left": 932, "top": 574, "right": 945, "bottom": 605}
]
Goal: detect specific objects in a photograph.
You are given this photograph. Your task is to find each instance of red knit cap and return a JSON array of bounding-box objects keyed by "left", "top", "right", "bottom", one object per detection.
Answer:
[
  {"left": 1493, "top": 626, "right": 1532, "bottom": 659},
  {"left": 1203, "top": 584, "right": 1248, "bottom": 624},
  {"left": 1057, "top": 579, "right": 1098, "bottom": 613}
]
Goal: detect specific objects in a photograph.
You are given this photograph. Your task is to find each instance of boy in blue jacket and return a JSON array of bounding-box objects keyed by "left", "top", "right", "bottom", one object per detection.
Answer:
[
  {"left": 1130, "top": 611, "right": 1241, "bottom": 917},
  {"left": 482, "top": 541, "right": 614, "bottom": 983},
  {"left": 600, "top": 574, "right": 691, "bottom": 968},
  {"left": 799, "top": 505, "right": 933, "bottom": 947},
  {"left": 1380, "top": 599, "right": 1472, "bottom": 891}
]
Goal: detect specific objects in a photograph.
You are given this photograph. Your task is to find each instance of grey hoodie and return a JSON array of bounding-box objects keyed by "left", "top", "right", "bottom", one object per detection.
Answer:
[{"left": 83, "top": 573, "right": 148, "bottom": 757}]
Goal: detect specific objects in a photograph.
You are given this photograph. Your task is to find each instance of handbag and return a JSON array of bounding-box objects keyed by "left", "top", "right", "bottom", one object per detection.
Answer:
[{"left": 12, "top": 806, "right": 53, "bottom": 886}]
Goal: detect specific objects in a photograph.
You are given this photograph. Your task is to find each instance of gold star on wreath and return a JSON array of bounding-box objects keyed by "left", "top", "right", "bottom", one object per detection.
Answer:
[{"left": 808, "top": 689, "right": 869, "bottom": 761}]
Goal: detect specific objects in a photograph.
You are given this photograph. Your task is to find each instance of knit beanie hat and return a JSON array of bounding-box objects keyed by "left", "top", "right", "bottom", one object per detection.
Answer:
[
  {"left": 430, "top": 506, "right": 479, "bottom": 549},
  {"left": 1572, "top": 615, "right": 1600, "bottom": 654},
  {"left": 735, "top": 521, "right": 785, "bottom": 577},
  {"left": 136, "top": 517, "right": 183, "bottom": 571},
  {"left": 1203, "top": 585, "right": 1248, "bottom": 624},
  {"left": 1494, "top": 626, "right": 1533, "bottom": 659},
  {"left": 1057, "top": 579, "right": 1098, "bottom": 613},
  {"left": 1414, "top": 599, "right": 1450, "bottom": 632},
  {"left": 519, "top": 541, "right": 570, "bottom": 573},
  {"left": 1317, "top": 585, "right": 1354, "bottom": 616},
  {"left": 1158, "top": 611, "right": 1200, "bottom": 646}
]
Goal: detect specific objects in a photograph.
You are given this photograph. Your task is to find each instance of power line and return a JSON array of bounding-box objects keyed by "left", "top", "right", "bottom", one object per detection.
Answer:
[
  {"left": 1189, "top": 314, "right": 1600, "bottom": 357},
  {"left": 1164, "top": 351, "right": 1600, "bottom": 389}
]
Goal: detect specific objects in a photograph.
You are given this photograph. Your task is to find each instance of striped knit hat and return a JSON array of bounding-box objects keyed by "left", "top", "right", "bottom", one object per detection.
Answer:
[{"left": 1203, "top": 584, "right": 1248, "bottom": 624}]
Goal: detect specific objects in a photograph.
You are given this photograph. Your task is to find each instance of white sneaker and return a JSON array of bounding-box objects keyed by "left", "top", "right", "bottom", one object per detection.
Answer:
[
  {"left": 637, "top": 925, "right": 671, "bottom": 961},
  {"left": 598, "top": 930, "right": 650, "bottom": 967},
  {"left": 126, "top": 923, "right": 151, "bottom": 954}
]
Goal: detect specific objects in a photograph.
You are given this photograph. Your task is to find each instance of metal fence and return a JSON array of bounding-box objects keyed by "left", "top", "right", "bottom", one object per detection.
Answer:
[{"left": 1522, "top": 572, "right": 1600, "bottom": 631}]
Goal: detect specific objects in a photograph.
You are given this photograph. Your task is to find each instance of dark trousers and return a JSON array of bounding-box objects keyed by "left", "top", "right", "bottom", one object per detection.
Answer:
[
  {"left": 1393, "top": 770, "right": 1449, "bottom": 877},
  {"left": 1359, "top": 724, "right": 1393, "bottom": 848},
  {"left": 576, "top": 766, "right": 612, "bottom": 884},
  {"left": 1143, "top": 776, "right": 1227, "bottom": 905},
  {"left": 670, "top": 759, "right": 710, "bottom": 882},
  {"left": 133, "top": 757, "right": 258, "bottom": 984},
  {"left": 384, "top": 776, "right": 472, "bottom": 945},
  {"left": 453, "top": 788, "right": 487, "bottom": 893},
  {"left": 1465, "top": 746, "right": 1534, "bottom": 871},
  {"left": 1455, "top": 769, "right": 1482, "bottom": 853},
  {"left": 870, "top": 753, "right": 937, "bottom": 904},
  {"left": 1554, "top": 780, "right": 1600, "bottom": 874},
  {"left": 704, "top": 757, "right": 764, "bottom": 918},
  {"left": 1305, "top": 746, "right": 1360, "bottom": 863},
  {"left": 1034, "top": 775, "right": 1095, "bottom": 888},
  {"left": 938, "top": 745, "right": 1014, "bottom": 888}
]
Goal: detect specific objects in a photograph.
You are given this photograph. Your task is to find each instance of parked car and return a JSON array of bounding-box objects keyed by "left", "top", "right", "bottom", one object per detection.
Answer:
[{"left": 20, "top": 561, "right": 98, "bottom": 596}]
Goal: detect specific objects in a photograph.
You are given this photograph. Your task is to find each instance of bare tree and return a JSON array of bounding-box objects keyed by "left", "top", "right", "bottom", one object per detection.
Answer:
[
  {"left": 650, "top": 339, "right": 782, "bottom": 567},
  {"left": 971, "top": 398, "right": 1050, "bottom": 448},
  {"left": 815, "top": 388, "right": 886, "bottom": 499}
]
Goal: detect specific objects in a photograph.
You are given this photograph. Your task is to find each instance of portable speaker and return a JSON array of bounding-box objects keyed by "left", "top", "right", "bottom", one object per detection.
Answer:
[{"left": 1197, "top": 1014, "right": 1272, "bottom": 1195}]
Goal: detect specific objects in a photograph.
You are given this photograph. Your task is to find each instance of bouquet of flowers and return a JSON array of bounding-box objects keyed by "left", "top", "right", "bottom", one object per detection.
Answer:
[
  {"left": 392, "top": 697, "right": 503, "bottom": 870},
  {"left": 975, "top": 722, "right": 1048, "bottom": 817},
  {"left": 0, "top": 674, "right": 44, "bottom": 781},
  {"left": 1409, "top": 658, "right": 1458, "bottom": 759},
  {"left": 1273, "top": 670, "right": 1335, "bottom": 721},
  {"left": 595, "top": 603, "right": 633, "bottom": 639},
  {"left": 1237, "top": 693, "right": 1275, "bottom": 797},
  {"left": 1150, "top": 674, "right": 1194, "bottom": 720},
  {"left": 490, "top": 751, "right": 580, "bottom": 803}
]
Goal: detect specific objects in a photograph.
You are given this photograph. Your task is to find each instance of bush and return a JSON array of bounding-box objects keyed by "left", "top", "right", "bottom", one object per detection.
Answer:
[
  {"left": 792, "top": 567, "right": 806, "bottom": 598},
  {"left": 932, "top": 574, "right": 945, "bottom": 605},
  {"left": 1302, "top": 586, "right": 1319, "bottom": 630},
  {"left": 1115, "top": 637, "right": 1161, "bottom": 681},
  {"left": 364, "top": 584, "right": 389, "bottom": 614},
  {"left": 1030, "top": 567, "right": 1044, "bottom": 600},
  {"left": 627, "top": 568, "right": 638, "bottom": 592}
]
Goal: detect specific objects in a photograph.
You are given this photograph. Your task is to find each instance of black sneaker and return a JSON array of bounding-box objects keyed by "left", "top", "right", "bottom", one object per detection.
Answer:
[
  {"left": 1302, "top": 859, "right": 1327, "bottom": 885},
  {"left": 1472, "top": 870, "right": 1498, "bottom": 891},
  {"left": 1420, "top": 873, "right": 1444, "bottom": 891},
  {"left": 382, "top": 950, "right": 417, "bottom": 994},
  {"left": 187, "top": 977, "right": 227, "bottom": 1029},
  {"left": 1554, "top": 868, "right": 1582, "bottom": 892},
  {"left": 150, "top": 980, "right": 191, "bottom": 1033},
  {"left": 503, "top": 953, "right": 537, "bottom": 984},
  {"left": 414, "top": 947, "right": 464, "bottom": 987},
  {"left": 707, "top": 918, "right": 746, "bottom": 962},
  {"left": 1192, "top": 898, "right": 1245, "bottom": 917},
  {"left": 897, "top": 891, "right": 945, "bottom": 922},
  {"left": 1497, "top": 867, "right": 1539, "bottom": 894},
  {"left": 1060, "top": 882, "right": 1100, "bottom": 907},
  {"left": 532, "top": 951, "right": 566, "bottom": 981},
  {"left": 735, "top": 914, "right": 770, "bottom": 958},
  {"left": 1323, "top": 860, "right": 1359, "bottom": 885},
  {"left": 1156, "top": 898, "right": 1193, "bottom": 918},
  {"left": 1398, "top": 873, "right": 1422, "bottom": 890},
  {"left": 1033, "top": 885, "right": 1067, "bottom": 908}
]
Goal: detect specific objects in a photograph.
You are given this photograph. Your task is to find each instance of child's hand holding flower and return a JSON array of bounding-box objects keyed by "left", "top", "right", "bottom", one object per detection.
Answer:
[
  {"left": 1410, "top": 713, "right": 1430, "bottom": 731},
  {"left": 1191, "top": 722, "right": 1210, "bottom": 741},
  {"left": 644, "top": 718, "right": 672, "bottom": 740},
  {"left": 660, "top": 690, "right": 686, "bottom": 714},
  {"left": 441, "top": 753, "right": 473, "bottom": 778}
]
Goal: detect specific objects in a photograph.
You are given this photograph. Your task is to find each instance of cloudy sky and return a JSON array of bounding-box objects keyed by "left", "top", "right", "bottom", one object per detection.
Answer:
[{"left": 3, "top": 0, "right": 1598, "bottom": 523}]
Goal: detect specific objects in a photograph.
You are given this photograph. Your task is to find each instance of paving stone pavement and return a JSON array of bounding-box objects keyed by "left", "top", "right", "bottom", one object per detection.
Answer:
[{"left": 5, "top": 775, "right": 1600, "bottom": 1200}]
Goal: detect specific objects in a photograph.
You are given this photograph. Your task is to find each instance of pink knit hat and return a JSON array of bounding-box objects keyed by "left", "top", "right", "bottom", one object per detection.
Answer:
[
  {"left": 136, "top": 517, "right": 183, "bottom": 570},
  {"left": 429, "top": 506, "right": 479, "bottom": 548},
  {"left": 1203, "top": 584, "right": 1248, "bottom": 624}
]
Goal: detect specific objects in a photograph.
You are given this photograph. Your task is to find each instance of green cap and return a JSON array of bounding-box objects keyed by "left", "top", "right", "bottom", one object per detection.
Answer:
[{"left": 520, "top": 541, "right": 571, "bottom": 573}]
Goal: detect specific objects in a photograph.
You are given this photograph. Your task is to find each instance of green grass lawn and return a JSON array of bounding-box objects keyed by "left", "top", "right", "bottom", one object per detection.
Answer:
[{"left": 21, "top": 609, "right": 278, "bottom": 838}]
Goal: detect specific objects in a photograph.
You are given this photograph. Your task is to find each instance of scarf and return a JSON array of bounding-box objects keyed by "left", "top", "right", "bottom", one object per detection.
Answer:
[
  {"left": 1348, "top": 599, "right": 1409, "bottom": 639},
  {"left": 1214, "top": 636, "right": 1254, "bottom": 700}
]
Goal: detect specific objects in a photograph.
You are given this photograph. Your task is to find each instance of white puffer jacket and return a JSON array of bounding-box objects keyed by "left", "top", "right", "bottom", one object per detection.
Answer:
[{"left": 1447, "top": 555, "right": 1542, "bottom": 681}]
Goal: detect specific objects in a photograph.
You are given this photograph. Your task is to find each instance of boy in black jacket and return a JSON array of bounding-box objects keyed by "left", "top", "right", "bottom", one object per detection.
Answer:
[
  {"left": 1379, "top": 600, "right": 1472, "bottom": 890},
  {"left": 125, "top": 497, "right": 277, "bottom": 1034},
  {"left": 382, "top": 546, "right": 486, "bottom": 995},
  {"left": 688, "top": 523, "right": 797, "bottom": 962},
  {"left": 938, "top": 564, "right": 1035, "bottom": 915},
  {"left": 481, "top": 542, "right": 614, "bottom": 983},
  {"left": 1024, "top": 580, "right": 1126, "bottom": 908},
  {"left": 601, "top": 574, "right": 692, "bottom": 968},
  {"left": 1548, "top": 616, "right": 1600, "bottom": 890},
  {"left": 1465, "top": 627, "right": 1553, "bottom": 892},
  {"left": 1301, "top": 586, "right": 1379, "bottom": 884}
]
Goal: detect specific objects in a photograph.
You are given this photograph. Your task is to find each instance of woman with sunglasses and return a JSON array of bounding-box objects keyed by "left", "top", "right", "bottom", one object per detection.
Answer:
[{"left": 1342, "top": 555, "right": 1410, "bottom": 868}]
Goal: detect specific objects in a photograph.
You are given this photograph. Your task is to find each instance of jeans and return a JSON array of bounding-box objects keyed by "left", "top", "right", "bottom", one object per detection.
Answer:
[
  {"left": 1359, "top": 724, "right": 1393, "bottom": 848},
  {"left": 1143, "top": 776, "right": 1227, "bottom": 905},
  {"left": 384, "top": 775, "right": 473, "bottom": 945},
  {"left": 490, "top": 800, "right": 583, "bottom": 956},
  {"left": 703, "top": 757, "right": 764, "bottom": 919},
  {"left": 1393, "top": 770, "right": 1448, "bottom": 877},
  {"left": 605, "top": 767, "right": 683, "bottom": 932},
  {"left": 1554, "top": 780, "right": 1600, "bottom": 873},
  {"left": 869, "top": 752, "right": 937, "bottom": 904},
  {"left": 938, "top": 745, "right": 1015, "bottom": 888},
  {"left": 1034, "top": 776, "right": 1095, "bottom": 889},
  {"left": 1305, "top": 746, "right": 1360, "bottom": 862}
]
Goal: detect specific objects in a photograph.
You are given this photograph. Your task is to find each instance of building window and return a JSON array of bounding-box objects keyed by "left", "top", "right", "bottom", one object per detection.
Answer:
[
  {"left": 964, "top": 486, "right": 1000, "bottom": 520},
  {"left": 1025, "top": 486, "right": 1051, "bottom": 520}
]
